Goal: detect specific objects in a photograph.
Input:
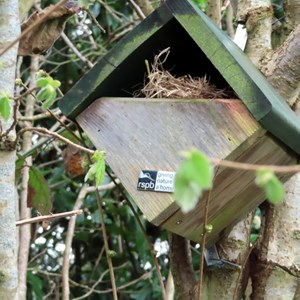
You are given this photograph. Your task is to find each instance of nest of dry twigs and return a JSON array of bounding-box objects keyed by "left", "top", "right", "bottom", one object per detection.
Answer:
[{"left": 135, "top": 47, "right": 227, "bottom": 99}]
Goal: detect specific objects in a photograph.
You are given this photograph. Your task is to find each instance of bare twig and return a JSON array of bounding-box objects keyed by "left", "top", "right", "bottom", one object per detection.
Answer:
[
  {"left": 62, "top": 181, "right": 117, "bottom": 299},
  {"left": 94, "top": 187, "right": 118, "bottom": 300},
  {"left": 61, "top": 32, "right": 94, "bottom": 69},
  {"left": 197, "top": 186, "right": 215, "bottom": 299},
  {"left": 62, "top": 185, "right": 88, "bottom": 300},
  {"left": 106, "top": 170, "right": 167, "bottom": 300},
  {"left": 98, "top": 0, "right": 124, "bottom": 22},
  {"left": 16, "top": 209, "right": 83, "bottom": 226},
  {"left": 71, "top": 266, "right": 153, "bottom": 298},
  {"left": 209, "top": 158, "right": 300, "bottom": 173},
  {"left": 84, "top": 7, "right": 106, "bottom": 33},
  {"left": 16, "top": 127, "right": 95, "bottom": 155},
  {"left": 128, "top": 0, "right": 146, "bottom": 20},
  {"left": 18, "top": 108, "right": 61, "bottom": 121}
]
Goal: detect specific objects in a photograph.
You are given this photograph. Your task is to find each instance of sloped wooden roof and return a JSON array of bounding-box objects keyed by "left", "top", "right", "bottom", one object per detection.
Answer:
[{"left": 59, "top": 0, "right": 300, "bottom": 155}]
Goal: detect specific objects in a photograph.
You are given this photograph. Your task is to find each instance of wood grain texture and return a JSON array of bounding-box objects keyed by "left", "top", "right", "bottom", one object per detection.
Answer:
[
  {"left": 161, "top": 133, "right": 295, "bottom": 244},
  {"left": 77, "top": 97, "right": 296, "bottom": 243}
]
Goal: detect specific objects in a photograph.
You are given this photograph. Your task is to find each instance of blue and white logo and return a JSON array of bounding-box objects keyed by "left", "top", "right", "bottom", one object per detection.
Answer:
[{"left": 137, "top": 170, "right": 175, "bottom": 193}]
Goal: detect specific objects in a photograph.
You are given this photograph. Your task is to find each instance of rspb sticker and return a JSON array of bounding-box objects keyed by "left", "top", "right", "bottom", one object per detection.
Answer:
[{"left": 137, "top": 170, "right": 175, "bottom": 193}]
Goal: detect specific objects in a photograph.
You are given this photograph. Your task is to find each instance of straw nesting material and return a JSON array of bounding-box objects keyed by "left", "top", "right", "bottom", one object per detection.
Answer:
[{"left": 136, "top": 47, "right": 227, "bottom": 100}]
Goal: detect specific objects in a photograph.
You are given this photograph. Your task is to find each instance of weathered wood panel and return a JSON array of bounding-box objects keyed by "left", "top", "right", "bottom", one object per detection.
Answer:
[
  {"left": 77, "top": 97, "right": 296, "bottom": 243},
  {"left": 161, "top": 133, "right": 295, "bottom": 244},
  {"left": 78, "top": 98, "right": 257, "bottom": 220}
]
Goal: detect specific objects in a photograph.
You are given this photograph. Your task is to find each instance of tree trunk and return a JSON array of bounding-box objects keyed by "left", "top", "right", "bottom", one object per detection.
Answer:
[
  {"left": 237, "top": 0, "right": 273, "bottom": 65},
  {"left": 0, "top": 0, "right": 20, "bottom": 298},
  {"left": 169, "top": 233, "right": 196, "bottom": 300},
  {"left": 250, "top": 23, "right": 300, "bottom": 299},
  {"left": 18, "top": 56, "right": 39, "bottom": 300},
  {"left": 207, "top": 0, "right": 221, "bottom": 26}
]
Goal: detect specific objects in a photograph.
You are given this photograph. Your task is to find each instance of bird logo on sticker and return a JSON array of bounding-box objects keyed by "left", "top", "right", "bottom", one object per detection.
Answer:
[{"left": 139, "top": 171, "right": 155, "bottom": 181}]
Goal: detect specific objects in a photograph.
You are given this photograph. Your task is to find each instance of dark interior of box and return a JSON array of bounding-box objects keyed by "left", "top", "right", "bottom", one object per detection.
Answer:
[{"left": 99, "top": 18, "right": 235, "bottom": 98}]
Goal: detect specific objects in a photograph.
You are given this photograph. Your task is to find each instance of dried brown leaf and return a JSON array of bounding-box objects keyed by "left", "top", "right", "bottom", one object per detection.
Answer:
[
  {"left": 18, "top": 5, "right": 79, "bottom": 56},
  {"left": 62, "top": 145, "right": 86, "bottom": 178}
]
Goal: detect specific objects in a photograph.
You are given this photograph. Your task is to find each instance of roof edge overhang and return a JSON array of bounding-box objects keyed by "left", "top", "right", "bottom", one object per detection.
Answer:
[
  {"left": 59, "top": 0, "right": 300, "bottom": 156},
  {"left": 166, "top": 0, "right": 300, "bottom": 156}
]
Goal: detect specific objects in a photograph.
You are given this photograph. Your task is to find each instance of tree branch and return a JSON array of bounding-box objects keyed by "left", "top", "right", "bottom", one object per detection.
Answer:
[
  {"left": 16, "top": 127, "right": 95, "bottom": 154},
  {"left": 62, "top": 181, "right": 117, "bottom": 299},
  {"left": 16, "top": 210, "right": 83, "bottom": 226},
  {"left": 261, "top": 24, "right": 300, "bottom": 105}
]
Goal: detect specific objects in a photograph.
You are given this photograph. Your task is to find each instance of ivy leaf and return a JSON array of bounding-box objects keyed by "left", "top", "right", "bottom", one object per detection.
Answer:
[
  {"left": 28, "top": 167, "right": 52, "bottom": 215},
  {"left": 255, "top": 169, "right": 284, "bottom": 205},
  {"left": 0, "top": 91, "right": 11, "bottom": 121},
  {"left": 84, "top": 151, "right": 105, "bottom": 186},
  {"left": 174, "top": 149, "right": 213, "bottom": 213}
]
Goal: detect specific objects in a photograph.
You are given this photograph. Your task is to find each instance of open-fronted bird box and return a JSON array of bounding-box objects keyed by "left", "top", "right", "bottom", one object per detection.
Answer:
[{"left": 59, "top": 0, "right": 300, "bottom": 244}]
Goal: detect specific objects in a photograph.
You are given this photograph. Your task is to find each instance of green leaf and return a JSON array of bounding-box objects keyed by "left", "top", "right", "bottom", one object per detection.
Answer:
[
  {"left": 37, "top": 85, "right": 56, "bottom": 109},
  {"left": 51, "top": 79, "right": 61, "bottom": 88},
  {"left": 41, "top": 89, "right": 57, "bottom": 109},
  {"left": 28, "top": 167, "right": 52, "bottom": 215},
  {"left": 36, "top": 77, "right": 50, "bottom": 87},
  {"left": 255, "top": 169, "right": 284, "bottom": 205},
  {"left": 174, "top": 149, "right": 213, "bottom": 213},
  {"left": 0, "top": 91, "right": 11, "bottom": 121},
  {"left": 250, "top": 233, "right": 259, "bottom": 244},
  {"left": 84, "top": 151, "right": 106, "bottom": 186},
  {"left": 27, "top": 271, "right": 44, "bottom": 299},
  {"left": 36, "top": 76, "right": 60, "bottom": 109},
  {"left": 179, "top": 149, "right": 213, "bottom": 188},
  {"left": 36, "top": 87, "right": 49, "bottom": 101}
]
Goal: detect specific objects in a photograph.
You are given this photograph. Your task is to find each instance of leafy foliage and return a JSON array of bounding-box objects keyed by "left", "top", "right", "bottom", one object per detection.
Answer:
[
  {"left": 85, "top": 150, "right": 106, "bottom": 186},
  {"left": 28, "top": 166, "right": 52, "bottom": 215},
  {"left": 0, "top": 91, "right": 11, "bottom": 121},
  {"left": 255, "top": 169, "right": 285, "bottom": 205},
  {"left": 174, "top": 149, "right": 214, "bottom": 213},
  {"left": 36, "top": 75, "right": 61, "bottom": 109}
]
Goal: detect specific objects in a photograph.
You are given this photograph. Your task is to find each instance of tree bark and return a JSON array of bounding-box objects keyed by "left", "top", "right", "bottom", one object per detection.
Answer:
[
  {"left": 284, "top": 0, "right": 300, "bottom": 32},
  {"left": 250, "top": 23, "right": 300, "bottom": 299},
  {"left": 260, "top": 25, "right": 300, "bottom": 107},
  {"left": 201, "top": 215, "right": 253, "bottom": 299},
  {"left": 237, "top": 0, "right": 273, "bottom": 65},
  {"left": 169, "top": 233, "right": 196, "bottom": 299},
  {"left": 207, "top": 0, "right": 221, "bottom": 26},
  {"left": 0, "top": 0, "right": 20, "bottom": 298},
  {"left": 18, "top": 55, "right": 39, "bottom": 300}
]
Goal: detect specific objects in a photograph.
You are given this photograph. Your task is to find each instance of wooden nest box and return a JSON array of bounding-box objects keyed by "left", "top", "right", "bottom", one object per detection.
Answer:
[{"left": 59, "top": 0, "right": 300, "bottom": 244}]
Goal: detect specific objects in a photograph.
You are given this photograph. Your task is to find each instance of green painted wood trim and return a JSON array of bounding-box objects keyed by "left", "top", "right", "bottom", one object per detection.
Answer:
[
  {"left": 59, "top": 0, "right": 300, "bottom": 156},
  {"left": 59, "top": 4, "right": 173, "bottom": 119},
  {"left": 166, "top": 0, "right": 300, "bottom": 156}
]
